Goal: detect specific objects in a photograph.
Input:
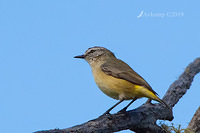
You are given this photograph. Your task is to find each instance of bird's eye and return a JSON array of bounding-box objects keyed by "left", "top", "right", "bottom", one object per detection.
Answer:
[{"left": 88, "top": 50, "right": 95, "bottom": 54}]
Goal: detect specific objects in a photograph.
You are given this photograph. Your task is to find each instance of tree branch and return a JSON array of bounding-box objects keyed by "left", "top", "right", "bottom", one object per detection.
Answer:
[
  {"left": 163, "top": 58, "right": 200, "bottom": 108},
  {"left": 188, "top": 106, "right": 200, "bottom": 133},
  {"left": 36, "top": 58, "right": 200, "bottom": 133}
]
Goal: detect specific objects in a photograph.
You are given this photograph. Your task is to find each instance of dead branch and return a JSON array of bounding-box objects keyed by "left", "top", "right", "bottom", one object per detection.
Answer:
[{"left": 188, "top": 106, "right": 200, "bottom": 133}]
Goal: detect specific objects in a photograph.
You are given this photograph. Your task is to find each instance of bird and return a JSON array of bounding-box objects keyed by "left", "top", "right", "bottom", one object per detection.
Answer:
[{"left": 74, "top": 46, "right": 170, "bottom": 115}]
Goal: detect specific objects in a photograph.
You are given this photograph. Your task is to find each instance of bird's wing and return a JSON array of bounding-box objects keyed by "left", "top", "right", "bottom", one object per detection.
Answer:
[{"left": 101, "top": 59, "right": 157, "bottom": 95}]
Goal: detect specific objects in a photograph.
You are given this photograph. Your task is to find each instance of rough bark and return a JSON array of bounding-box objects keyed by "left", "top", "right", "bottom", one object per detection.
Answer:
[
  {"left": 36, "top": 58, "right": 200, "bottom": 133},
  {"left": 188, "top": 106, "right": 200, "bottom": 133}
]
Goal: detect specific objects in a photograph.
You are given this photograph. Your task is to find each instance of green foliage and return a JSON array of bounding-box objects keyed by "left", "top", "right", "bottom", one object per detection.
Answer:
[{"left": 160, "top": 122, "right": 194, "bottom": 133}]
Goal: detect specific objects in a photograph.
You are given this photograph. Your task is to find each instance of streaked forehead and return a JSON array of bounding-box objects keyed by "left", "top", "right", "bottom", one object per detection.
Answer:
[{"left": 85, "top": 47, "right": 107, "bottom": 54}]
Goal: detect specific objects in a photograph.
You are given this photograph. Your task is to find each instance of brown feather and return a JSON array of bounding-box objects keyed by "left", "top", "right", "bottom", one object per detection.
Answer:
[{"left": 101, "top": 58, "right": 157, "bottom": 95}]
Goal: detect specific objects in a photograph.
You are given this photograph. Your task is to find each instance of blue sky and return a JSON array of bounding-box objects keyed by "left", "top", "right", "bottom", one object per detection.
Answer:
[{"left": 0, "top": 0, "right": 200, "bottom": 133}]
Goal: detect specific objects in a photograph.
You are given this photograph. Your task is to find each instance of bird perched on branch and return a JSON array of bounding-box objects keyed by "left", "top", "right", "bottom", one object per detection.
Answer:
[{"left": 74, "top": 46, "right": 170, "bottom": 115}]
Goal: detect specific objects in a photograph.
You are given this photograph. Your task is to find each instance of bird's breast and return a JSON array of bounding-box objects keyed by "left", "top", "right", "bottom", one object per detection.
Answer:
[{"left": 91, "top": 66, "right": 137, "bottom": 100}]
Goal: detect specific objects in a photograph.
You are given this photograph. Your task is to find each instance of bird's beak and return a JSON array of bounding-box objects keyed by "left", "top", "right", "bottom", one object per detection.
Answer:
[{"left": 74, "top": 54, "right": 85, "bottom": 59}]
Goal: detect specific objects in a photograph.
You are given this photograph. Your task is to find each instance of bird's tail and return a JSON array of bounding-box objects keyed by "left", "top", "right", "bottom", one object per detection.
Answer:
[{"left": 156, "top": 97, "right": 171, "bottom": 110}]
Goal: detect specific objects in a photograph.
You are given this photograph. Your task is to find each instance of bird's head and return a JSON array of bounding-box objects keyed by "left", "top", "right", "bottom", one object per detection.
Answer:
[{"left": 74, "top": 46, "right": 116, "bottom": 65}]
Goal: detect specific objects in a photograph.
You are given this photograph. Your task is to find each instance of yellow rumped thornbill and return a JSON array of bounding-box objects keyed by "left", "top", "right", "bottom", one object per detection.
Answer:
[{"left": 74, "top": 46, "right": 170, "bottom": 115}]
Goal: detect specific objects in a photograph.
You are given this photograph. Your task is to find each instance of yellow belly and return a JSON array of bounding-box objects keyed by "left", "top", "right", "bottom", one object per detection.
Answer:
[{"left": 91, "top": 66, "right": 158, "bottom": 100}]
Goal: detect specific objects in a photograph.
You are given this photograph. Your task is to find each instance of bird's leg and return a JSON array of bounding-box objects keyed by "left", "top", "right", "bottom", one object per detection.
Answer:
[
  {"left": 118, "top": 98, "right": 137, "bottom": 113},
  {"left": 102, "top": 99, "right": 124, "bottom": 116},
  {"left": 145, "top": 99, "right": 153, "bottom": 105}
]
